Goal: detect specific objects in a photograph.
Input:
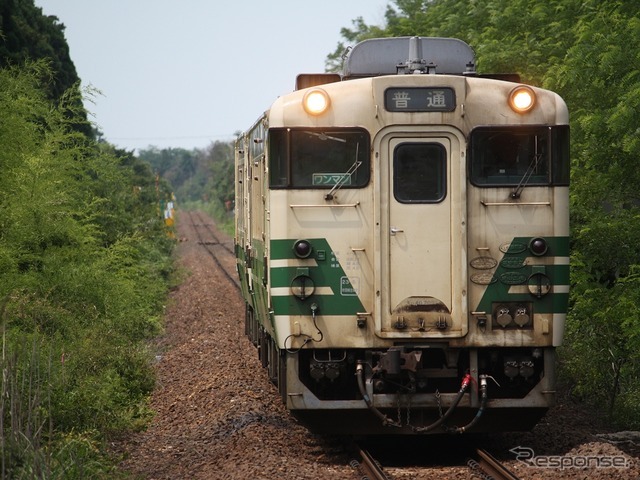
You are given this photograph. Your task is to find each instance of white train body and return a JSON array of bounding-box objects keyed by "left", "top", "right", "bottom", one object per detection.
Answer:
[{"left": 235, "top": 37, "right": 569, "bottom": 434}]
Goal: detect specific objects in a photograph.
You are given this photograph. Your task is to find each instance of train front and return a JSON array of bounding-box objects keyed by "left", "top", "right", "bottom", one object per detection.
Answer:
[{"left": 264, "top": 37, "right": 569, "bottom": 434}]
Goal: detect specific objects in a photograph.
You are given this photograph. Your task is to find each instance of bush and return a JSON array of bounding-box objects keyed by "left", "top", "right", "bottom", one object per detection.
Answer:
[{"left": 0, "top": 62, "right": 174, "bottom": 477}]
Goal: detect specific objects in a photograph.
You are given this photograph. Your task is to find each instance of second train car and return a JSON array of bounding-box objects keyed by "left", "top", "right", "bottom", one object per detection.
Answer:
[{"left": 234, "top": 37, "right": 569, "bottom": 434}]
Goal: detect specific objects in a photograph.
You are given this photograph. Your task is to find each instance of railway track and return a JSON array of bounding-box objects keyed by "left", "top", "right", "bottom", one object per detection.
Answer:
[
  {"left": 184, "top": 211, "right": 523, "bottom": 480},
  {"left": 188, "top": 210, "right": 235, "bottom": 255},
  {"left": 351, "top": 443, "right": 521, "bottom": 480},
  {"left": 351, "top": 446, "right": 392, "bottom": 480},
  {"left": 186, "top": 210, "right": 240, "bottom": 291},
  {"left": 472, "top": 448, "right": 521, "bottom": 480}
]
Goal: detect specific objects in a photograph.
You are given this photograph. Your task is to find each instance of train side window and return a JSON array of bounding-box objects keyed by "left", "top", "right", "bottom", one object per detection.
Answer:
[
  {"left": 269, "top": 128, "right": 370, "bottom": 189},
  {"left": 269, "top": 129, "right": 289, "bottom": 187},
  {"left": 551, "top": 126, "right": 570, "bottom": 186},
  {"left": 393, "top": 143, "right": 446, "bottom": 203},
  {"left": 469, "top": 126, "right": 569, "bottom": 187}
]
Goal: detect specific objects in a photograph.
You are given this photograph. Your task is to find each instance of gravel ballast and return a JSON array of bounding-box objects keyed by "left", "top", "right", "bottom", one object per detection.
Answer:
[{"left": 117, "top": 211, "right": 639, "bottom": 479}]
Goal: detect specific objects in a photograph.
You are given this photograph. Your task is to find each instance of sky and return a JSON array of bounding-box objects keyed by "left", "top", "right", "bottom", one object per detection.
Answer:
[{"left": 35, "top": 1, "right": 389, "bottom": 153}]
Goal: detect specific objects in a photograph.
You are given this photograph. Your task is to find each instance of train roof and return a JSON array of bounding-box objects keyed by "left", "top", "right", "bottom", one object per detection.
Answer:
[
  {"left": 295, "top": 37, "right": 521, "bottom": 90},
  {"left": 343, "top": 36, "right": 475, "bottom": 77}
]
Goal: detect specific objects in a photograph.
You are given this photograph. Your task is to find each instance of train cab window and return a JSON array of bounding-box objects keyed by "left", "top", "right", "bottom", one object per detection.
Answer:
[
  {"left": 393, "top": 143, "right": 446, "bottom": 203},
  {"left": 470, "top": 126, "right": 569, "bottom": 186},
  {"left": 269, "top": 128, "right": 370, "bottom": 188}
]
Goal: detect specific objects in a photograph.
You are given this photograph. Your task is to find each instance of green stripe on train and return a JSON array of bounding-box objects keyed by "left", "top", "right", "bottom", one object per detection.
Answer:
[
  {"left": 270, "top": 238, "right": 365, "bottom": 316},
  {"left": 475, "top": 236, "right": 570, "bottom": 314},
  {"left": 248, "top": 239, "right": 272, "bottom": 332}
]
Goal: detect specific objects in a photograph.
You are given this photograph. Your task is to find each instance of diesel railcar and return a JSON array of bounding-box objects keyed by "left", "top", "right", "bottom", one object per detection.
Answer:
[{"left": 234, "top": 37, "right": 569, "bottom": 434}]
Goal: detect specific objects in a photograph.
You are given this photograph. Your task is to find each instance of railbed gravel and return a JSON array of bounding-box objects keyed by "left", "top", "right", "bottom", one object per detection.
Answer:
[{"left": 116, "top": 211, "right": 639, "bottom": 479}]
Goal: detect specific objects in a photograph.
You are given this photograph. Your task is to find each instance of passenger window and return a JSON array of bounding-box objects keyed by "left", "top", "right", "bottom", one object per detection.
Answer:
[{"left": 393, "top": 143, "right": 446, "bottom": 203}]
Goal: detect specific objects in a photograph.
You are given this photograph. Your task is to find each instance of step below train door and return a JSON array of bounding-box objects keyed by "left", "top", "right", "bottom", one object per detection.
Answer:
[{"left": 377, "top": 130, "right": 466, "bottom": 339}]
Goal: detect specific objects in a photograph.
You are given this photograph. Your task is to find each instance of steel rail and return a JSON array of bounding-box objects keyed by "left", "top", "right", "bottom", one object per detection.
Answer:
[
  {"left": 187, "top": 211, "right": 240, "bottom": 291},
  {"left": 354, "top": 447, "right": 392, "bottom": 480},
  {"left": 190, "top": 211, "right": 235, "bottom": 255},
  {"left": 475, "top": 448, "right": 520, "bottom": 480}
]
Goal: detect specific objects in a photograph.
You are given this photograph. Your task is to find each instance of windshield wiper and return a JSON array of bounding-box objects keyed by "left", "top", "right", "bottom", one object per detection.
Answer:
[
  {"left": 325, "top": 143, "right": 361, "bottom": 201},
  {"left": 304, "top": 131, "right": 347, "bottom": 143},
  {"left": 511, "top": 135, "right": 542, "bottom": 199}
]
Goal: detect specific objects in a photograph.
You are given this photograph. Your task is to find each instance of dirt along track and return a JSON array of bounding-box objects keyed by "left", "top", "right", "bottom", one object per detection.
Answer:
[
  {"left": 116, "top": 210, "right": 355, "bottom": 480},
  {"left": 116, "top": 210, "right": 640, "bottom": 479}
]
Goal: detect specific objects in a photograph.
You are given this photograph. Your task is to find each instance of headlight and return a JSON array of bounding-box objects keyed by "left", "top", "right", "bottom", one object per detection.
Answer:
[
  {"left": 508, "top": 85, "right": 536, "bottom": 113},
  {"left": 302, "top": 88, "right": 330, "bottom": 115}
]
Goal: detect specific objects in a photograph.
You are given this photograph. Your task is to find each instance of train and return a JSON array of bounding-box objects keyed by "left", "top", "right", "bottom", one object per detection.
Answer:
[{"left": 234, "top": 36, "right": 569, "bottom": 435}]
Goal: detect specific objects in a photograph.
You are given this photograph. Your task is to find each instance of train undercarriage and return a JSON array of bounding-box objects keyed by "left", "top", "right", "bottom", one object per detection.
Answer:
[{"left": 245, "top": 305, "right": 556, "bottom": 435}]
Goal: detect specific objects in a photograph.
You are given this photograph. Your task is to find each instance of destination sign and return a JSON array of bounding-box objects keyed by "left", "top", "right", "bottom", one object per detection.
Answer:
[{"left": 385, "top": 87, "right": 456, "bottom": 112}]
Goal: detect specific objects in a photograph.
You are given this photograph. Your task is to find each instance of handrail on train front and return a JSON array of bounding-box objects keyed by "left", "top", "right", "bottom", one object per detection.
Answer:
[
  {"left": 289, "top": 202, "right": 360, "bottom": 208},
  {"left": 481, "top": 201, "right": 551, "bottom": 206}
]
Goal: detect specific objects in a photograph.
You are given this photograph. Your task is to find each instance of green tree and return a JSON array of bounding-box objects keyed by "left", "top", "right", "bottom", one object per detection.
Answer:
[
  {"left": 1, "top": 62, "right": 173, "bottom": 477},
  {"left": 206, "top": 140, "right": 235, "bottom": 206},
  {"left": 139, "top": 140, "right": 236, "bottom": 231},
  {"left": 139, "top": 147, "right": 202, "bottom": 200},
  {"left": 551, "top": 1, "right": 640, "bottom": 424},
  {"left": 325, "top": 14, "right": 390, "bottom": 72},
  {"left": 328, "top": 0, "right": 581, "bottom": 84},
  {"left": 0, "top": 0, "right": 91, "bottom": 136}
]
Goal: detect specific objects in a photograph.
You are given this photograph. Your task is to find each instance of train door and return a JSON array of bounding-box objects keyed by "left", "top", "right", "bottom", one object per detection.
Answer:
[{"left": 378, "top": 132, "right": 466, "bottom": 338}]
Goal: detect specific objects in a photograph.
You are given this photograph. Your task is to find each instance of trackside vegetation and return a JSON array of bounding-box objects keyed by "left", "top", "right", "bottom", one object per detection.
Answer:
[
  {"left": 138, "top": 141, "right": 236, "bottom": 236},
  {"left": 0, "top": 63, "right": 174, "bottom": 477}
]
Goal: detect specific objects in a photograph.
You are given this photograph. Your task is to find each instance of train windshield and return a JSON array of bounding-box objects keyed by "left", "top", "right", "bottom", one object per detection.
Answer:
[
  {"left": 469, "top": 126, "right": 569, "bottom": 187},
  {"left": 269, "top": 128, "right": 370, "bottom": 188}
]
